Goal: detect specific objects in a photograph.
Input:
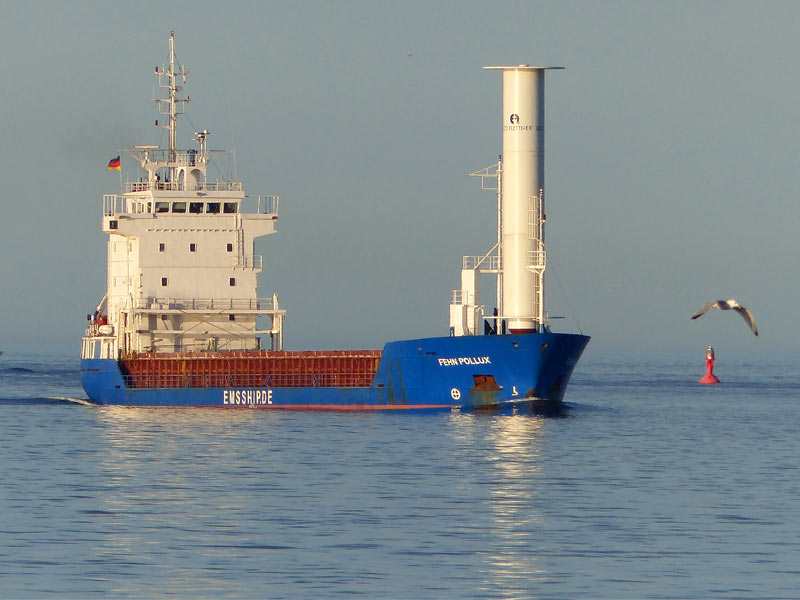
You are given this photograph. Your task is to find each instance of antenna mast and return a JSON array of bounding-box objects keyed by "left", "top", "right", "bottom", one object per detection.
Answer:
[{"left": 155, "top": 31, "right": 189, "bottom": 179}]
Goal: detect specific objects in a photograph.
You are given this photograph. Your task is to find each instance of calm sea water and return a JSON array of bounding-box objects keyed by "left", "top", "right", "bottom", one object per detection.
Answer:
[{"left": 1, "top": 349, "right": 799, "bottom": 599}]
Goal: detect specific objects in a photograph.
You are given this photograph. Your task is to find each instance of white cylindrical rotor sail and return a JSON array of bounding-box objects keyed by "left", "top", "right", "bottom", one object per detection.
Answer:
[{"left": 484, "top": 65, "right": 561, "bottom": 333}]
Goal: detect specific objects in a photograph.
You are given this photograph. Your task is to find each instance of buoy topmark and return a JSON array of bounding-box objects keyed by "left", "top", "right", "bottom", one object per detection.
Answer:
[{"left": 699, "top": 345, "right": 720, "bottom": 384}]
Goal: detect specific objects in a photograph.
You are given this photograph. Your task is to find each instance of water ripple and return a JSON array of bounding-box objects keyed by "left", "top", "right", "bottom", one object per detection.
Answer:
[{"left": 1, "top": 355, "right": 800, "bottom": 598}]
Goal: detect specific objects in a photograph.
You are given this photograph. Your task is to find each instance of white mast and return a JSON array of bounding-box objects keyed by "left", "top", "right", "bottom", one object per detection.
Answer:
[{"left": 155, "top": 30, "right": 189, "bottom": 180}]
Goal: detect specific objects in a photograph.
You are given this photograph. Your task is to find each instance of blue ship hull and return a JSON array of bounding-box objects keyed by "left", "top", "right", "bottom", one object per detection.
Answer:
[{"left": 80, "top": 332, "right": 589, "bottom": 410}]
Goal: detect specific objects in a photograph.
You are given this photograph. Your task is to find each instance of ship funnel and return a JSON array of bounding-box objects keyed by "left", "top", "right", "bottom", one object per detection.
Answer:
[{"left": 484, "top": 65, "right": 562, "bottom": 333}]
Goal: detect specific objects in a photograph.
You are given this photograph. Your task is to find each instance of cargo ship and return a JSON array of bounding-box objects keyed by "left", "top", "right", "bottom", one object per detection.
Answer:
[{"left": 80, "top": 33, "right": 589, "bottom": 410}]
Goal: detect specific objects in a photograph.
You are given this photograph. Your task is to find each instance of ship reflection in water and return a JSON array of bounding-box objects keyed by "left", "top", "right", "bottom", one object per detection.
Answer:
[
  {"left": 87, "top": 408, "right": 559, "bottom": 596},
  {"left": 450, "top": 413, "right": 551, "bottom": 593}
]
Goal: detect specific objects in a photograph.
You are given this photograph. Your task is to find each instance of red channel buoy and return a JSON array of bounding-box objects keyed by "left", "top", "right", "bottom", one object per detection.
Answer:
[{"left": 699, "top": 345, "right": 720, "bottom": 384}]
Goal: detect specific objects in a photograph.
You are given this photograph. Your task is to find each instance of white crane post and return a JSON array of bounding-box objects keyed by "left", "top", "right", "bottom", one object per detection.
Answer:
[{"left": 484, "top": 65, "right": 561, "bottom": 333}]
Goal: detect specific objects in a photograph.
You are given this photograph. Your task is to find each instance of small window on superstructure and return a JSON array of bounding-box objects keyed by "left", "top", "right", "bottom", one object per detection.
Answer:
[
  {"left": 155, "top": 202, "right": 169, "bottom": 213},
  {"left": 189, "top": 202, "right": 204, "bottom": 214},
  {"left": 172, "top": 202, "right": 187, "bottom": 213},
  {"left": 226, "top": 243, "right": 233, "bottom": 252},
  {"left": 190, "top": 243, "right": 197, "bottom": 252},
  {"left": 161, "top": 277, "right": 168, "bottom": 287},
  {"left": 223, "top": 202, "right": 237, "bottom": 214},
  {"left": 159, "top": 243, "right": 166, "bottom": 252},
  {"left": 229, "top": 277, "right": 236, "bottom": 287},
  {"left": 206, "top": 203, "right": 220, "bottom": 214},
  {"left": 229, "top": 314, "right": 236, "bottom": 321}
]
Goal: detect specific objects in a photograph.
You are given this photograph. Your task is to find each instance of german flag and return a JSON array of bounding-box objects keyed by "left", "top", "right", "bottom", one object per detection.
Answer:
[{"left": 107, "top": 155, "right": 121, "bottom": 171}]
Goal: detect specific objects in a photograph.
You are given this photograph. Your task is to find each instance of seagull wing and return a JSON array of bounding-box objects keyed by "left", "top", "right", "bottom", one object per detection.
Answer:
[
  {"left": 723, "top": 299, "right": 741, "bottom": 310},
  {"left": 733, "top": 306, "right": 759, "bottom": 336},
  {"left": 691, "top": 300, "right": 719, "bottom": 320}
]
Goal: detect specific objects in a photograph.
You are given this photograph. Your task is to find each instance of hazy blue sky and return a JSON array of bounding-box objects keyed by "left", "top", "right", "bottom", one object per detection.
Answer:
[{"left": 1, "top": 0, "right": 797, "bottom": 360}]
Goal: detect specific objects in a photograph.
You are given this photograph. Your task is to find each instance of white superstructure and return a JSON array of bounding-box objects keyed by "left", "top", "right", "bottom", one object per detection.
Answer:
[
  {"left": 82, "top": 32, "right": 285, "bottom": 360},
  {"left": 450, "top": 65, "right": 559, "bottom": 336}
]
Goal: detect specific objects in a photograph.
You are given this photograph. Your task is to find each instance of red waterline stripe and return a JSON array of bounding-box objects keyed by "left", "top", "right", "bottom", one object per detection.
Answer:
[{"left": 163, "top": 404, "right": 458, "bottom": 411}]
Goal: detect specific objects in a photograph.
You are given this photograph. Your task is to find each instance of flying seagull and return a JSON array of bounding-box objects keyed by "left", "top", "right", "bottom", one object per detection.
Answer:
[{"left": 691, "top": 299, "right": 758, "bottom": 336}]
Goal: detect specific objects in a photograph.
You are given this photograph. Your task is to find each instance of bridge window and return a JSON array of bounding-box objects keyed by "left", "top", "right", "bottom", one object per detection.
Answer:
[
  {"left": 189, "top": 202, "right": 204, "bottom": 214},
  {"left": 172, "top": 202, "right": 186, "bottom": 213},
  {"left": 155, "top": 202, "right": 169, "bottom": 213},
  {"left": 206, "top": 203, "right": 220, "bottom": 214},
  {"left": 223, "top": 202, "right": 237, "bottom": 214}
]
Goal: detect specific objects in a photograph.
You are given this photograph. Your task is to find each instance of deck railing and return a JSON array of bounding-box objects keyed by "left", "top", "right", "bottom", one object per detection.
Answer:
[
  {"left": 103, "top": 194, "right": 279, "bottom": 217},
  {"left": 460, "top": 253, "right": 544, "bottom": 271},
  {"left": 527, "top": 250, "right": 546, "bottom": 269},
  {"left": 133, "top": 297, "right": 278, "bottom": 311},
  {"left": 462, "top": 255, "right": 501, "bottom": 271},
  {"left": 130, "top": 148, "right": 206, "bottom": 167},
  {"left": 232, "top": 255, "right": 263, "bottom": 270},
  {"left": 124, "top": 180, "right": 244, "bottom": 193}
]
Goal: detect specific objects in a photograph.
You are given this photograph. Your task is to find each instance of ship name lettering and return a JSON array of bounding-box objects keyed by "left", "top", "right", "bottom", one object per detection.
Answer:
[
  {"left": 223, "top": 389, "right": 273, "bottom": 405},
  {"left": 437, "top": 356, "right": 491, "bottom": 367}
]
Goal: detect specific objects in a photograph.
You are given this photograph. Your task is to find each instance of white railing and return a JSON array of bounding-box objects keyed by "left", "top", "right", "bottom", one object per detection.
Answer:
[
  {"left": 232, "top": 255, "right": 263, "bottom": 270},
  {"left": 81, "top": 335, "right": 118, "bottom": 359},
  {"left": 103, "top": 194, "right": 125, "bottom": 216},
  {"left": 103, "top": 193, "right": 279, "bottom": 217},
  {"left": 124, "top": 180, "right": 245, "bottom": 193},
  {"left": 527, "top": 250, "right": 546, "bottom": 270},
  {"left": 131, "top": 148, "right": 203, "bottom": 166},
  {"left": 451, "top": 290, "right": 465, "bottom": 305},
  {"left": 461, "top": 253, "right": 542, "bottom": 272},
  {"left": 133, "top": 297, "right": 279, "bottom": 311},
  {"left": 242, "top": 195, "right": 279, "bottom": 215},
  {"left": 463, "top": 255, "right": 501, "bottom": 271}
]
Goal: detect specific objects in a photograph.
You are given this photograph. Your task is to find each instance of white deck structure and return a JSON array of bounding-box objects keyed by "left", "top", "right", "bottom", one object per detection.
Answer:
[{"left": 82, "top": 32, "right": 284, "bottom": 360}]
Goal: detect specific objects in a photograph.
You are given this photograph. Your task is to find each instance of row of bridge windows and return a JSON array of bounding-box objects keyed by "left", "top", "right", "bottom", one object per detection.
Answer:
[{"left": 153, "top": 201, "right": 238, "bottom": 214}]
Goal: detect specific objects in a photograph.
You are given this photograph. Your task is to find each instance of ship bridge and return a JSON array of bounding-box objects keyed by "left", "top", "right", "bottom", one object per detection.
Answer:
[{"left": 82, "top": 31, "right": 285, "bottom": 360}]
